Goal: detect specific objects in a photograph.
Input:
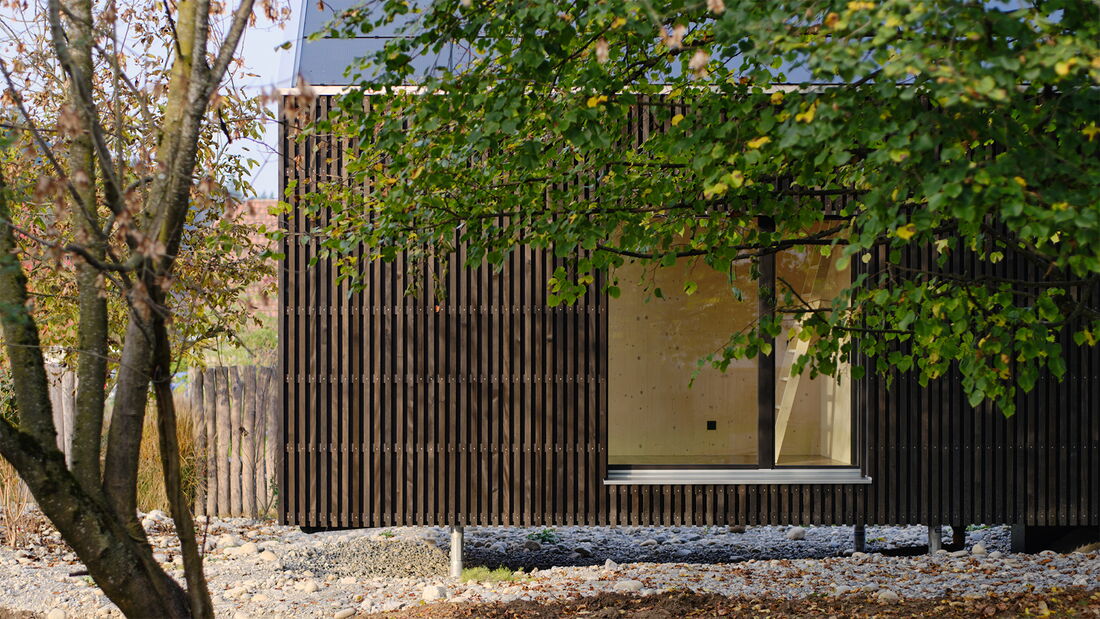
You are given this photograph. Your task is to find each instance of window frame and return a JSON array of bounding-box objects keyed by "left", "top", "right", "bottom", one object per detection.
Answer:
[{"left": 603, "top": 215, "right": 869, "bottom": 484}]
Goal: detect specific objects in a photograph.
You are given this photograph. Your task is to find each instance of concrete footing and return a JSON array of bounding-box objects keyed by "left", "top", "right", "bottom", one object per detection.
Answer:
[
  {"left": 928, "top": 525, "right": 943, "bottom": 553},
  {"left": 853, "top": 524, "right": 866, "bottom": 552},
  {"left": 450, "top": 525, "right": 464, "bottom": 578}
]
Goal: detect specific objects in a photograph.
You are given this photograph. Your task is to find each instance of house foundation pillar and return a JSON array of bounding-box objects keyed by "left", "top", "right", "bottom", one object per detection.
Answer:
[
  {"left": 853, "top": 524, "right": 866, "bottom": 552},
  {"left": 450, "top": 525, "right": 464, "bottom": 579},
  {"left": 928, "top": 525, "right": 942, "bottom": 553}
]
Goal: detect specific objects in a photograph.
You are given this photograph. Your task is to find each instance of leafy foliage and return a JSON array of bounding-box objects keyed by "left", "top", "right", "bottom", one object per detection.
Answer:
[
  {"left": 305, "top": 0, "right": 1100, "bottom": 415},
  {"left": 0, "top": 0, "right": 275, "bottom": 373}
]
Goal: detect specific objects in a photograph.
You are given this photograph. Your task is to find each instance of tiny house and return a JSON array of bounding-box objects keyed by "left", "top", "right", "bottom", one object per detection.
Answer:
[{"left": 278, "top": 1, "right": 1099, "bottom": 558}]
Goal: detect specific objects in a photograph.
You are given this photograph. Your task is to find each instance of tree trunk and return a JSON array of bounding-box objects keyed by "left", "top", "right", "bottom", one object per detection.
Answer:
[
  {"left": 102, "top": 311, "right": 155, "bottom": 524},
  {"left": 153, "top": 306, "right": 213, "bottom": 618},
  {"left": 63, "top": 0, "right": 109, "bottom": 491},
  {"left": 0, "top": 173, "right": 192, "bottom": 616},
  {"left": 0, "top": 423, "right": 192, "bottom": 617}
]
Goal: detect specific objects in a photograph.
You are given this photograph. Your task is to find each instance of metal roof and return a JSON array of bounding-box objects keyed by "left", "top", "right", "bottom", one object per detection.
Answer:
[{"left": 293, "top": 0, "right": 454, "bottom": 86}]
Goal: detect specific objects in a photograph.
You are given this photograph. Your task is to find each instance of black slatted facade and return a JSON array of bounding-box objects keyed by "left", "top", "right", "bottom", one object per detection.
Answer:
[{"left": 280, "top": 94, "right": 1100, "bottom": 529}]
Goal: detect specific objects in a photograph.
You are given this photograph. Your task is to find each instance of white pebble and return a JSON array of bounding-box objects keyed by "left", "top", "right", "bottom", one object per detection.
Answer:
[
  {"left": 615, "top": 580, "right": 644, "bottom": 593},
  {"left": 334, "top": 610, "right": 355, "bottom": 619},
  {"left": 423, "top": 585, "right": 448, "bottom": 601},
  {"left": 786, "top": 527, "right": 806, "bottom": 541}
]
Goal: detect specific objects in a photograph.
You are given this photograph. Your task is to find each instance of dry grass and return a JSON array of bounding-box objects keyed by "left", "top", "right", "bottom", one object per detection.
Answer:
[
  {"left": 0, "top": 456, "right": 43, "bottom": 548},
  {"left": 136, "top": 403, "right": 205, "bottom": 514},
  {"left": 461, "top": 566, "right": 530, "bottom": 583},
  {"left": 1075, "top": 541, "right": 1100, "bottom": 554}
]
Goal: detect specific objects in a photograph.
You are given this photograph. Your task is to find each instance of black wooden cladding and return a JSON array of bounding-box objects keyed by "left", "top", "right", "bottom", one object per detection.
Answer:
[{"left": 280, "top": 94, "right": 1099, "bottom": 529}]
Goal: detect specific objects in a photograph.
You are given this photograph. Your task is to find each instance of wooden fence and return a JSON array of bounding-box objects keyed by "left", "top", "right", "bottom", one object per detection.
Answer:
[{"left": 184, "top": 366, "right": 280, "bottom": 519}]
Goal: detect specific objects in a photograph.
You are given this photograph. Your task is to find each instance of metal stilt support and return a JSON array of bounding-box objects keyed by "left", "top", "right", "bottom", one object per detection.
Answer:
[
  {"left": 928, "top": 525, "right": 943, "bottom": 554},
  {"left": 450, "top": 525, "right": 464, "bottom": 579},
  {"left": 853, "top": 524, "right": 866, "bottom": 553}
]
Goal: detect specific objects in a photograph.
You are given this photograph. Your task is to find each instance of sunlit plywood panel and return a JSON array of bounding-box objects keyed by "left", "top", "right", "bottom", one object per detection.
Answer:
[{"left": 609, "top": 259, "right": 758, "bottom": 465}]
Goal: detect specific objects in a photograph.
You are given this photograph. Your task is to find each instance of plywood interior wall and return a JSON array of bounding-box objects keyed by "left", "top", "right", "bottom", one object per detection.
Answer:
[{"left": 608, "top": 258, "right": 758, "bottom": 465}]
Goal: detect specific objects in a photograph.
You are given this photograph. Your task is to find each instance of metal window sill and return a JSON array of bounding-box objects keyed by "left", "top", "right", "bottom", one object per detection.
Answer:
[{"left": 603, "top": 468, "right": 872, "bottom": 485}]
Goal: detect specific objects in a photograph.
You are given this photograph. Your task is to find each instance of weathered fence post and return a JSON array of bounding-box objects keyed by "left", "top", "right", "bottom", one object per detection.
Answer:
[
  {"left": 204, "top": 368, "right": 219, "bottom": 517},
  {"left": 242, "top": 367, "right": 257, "bottom": 518},
  {"left": 191, "top": 369, "right": 206, "bottom": 514},
  {"left": 215, "top": 367, "right": 231, "bottom": 515}
]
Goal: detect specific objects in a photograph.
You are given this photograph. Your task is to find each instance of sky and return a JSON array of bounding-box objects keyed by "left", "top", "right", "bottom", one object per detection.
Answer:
[{"left": 233, "top": 3, "right": 303, "bottom": 198}]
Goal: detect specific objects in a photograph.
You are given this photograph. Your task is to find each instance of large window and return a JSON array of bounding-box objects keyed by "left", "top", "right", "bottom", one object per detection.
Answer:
[{"left": 608, "top": 238, "right": 853, "bottom": 471}]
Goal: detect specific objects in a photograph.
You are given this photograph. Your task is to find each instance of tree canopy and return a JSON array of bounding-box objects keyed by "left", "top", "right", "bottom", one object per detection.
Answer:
[{"left": 304, "top": 0, "right": 1100, "bottom": 415}]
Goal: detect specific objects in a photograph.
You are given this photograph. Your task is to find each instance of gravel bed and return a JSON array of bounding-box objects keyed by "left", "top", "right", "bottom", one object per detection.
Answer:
[
  {"left": 0, "top": 510, "right": 1094, "bottom": 618},
  {"left": 281, "top": 536, "right": 449, "bottom": 579}
]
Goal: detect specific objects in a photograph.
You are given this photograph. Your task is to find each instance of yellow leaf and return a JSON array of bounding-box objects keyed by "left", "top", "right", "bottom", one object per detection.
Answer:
[
  {"left": 1051, "top": 232, "right": 1061, "bottom": 243},
  {"left": 724, "top": 170, "right": 745, "bottom": 188},
  {"left": 895, "top": 223, "right": 917, "bottom": 241},
  {"left": 611, "top": 16, "right": 626, "bottom": 29},
  {"left": 1013, "top": 176, "right": 1027, "bottom": 188},
  {"left": 884, "top": 15, "right": 902, "bottom": 28},
  {"left": 671, "top": 113, "right": 685, "bottom": 126},
  {"left": 847, "top": 1, "right": 874, "bottom": 10},
  {"left": 1054, "top": 60, "right": 1073, "bottom": 76},
  {"left": 586, "top": 94, "right": 608, "bottom": 108},
  {"left": 934, "top": 238, "right": 949, "bottom": 253},
  {"left": 410, "top": 166, "right": 423, "bottom": 180},
  {"left": 889, "top": 149, "right": 910, "bottom": 162},
  {"left": 703, "top": 182, "right": 729, "bottom": 198},
  {"left": 795, "top": 102, "right": 817, "bottom": 123},
  {"left": 746, "top": 136, "right": 771, "bottom": 149},
  {"left": 1082, "top": 122, "right": 1100, "bottom": 142},
  {"left": 770, "top": 91, "right": 784, "bottom": 105}
]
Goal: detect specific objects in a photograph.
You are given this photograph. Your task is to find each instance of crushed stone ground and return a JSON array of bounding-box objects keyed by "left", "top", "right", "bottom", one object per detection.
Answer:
[{"left": 0, "top": 512, "right": 1095, "bottom": 618}]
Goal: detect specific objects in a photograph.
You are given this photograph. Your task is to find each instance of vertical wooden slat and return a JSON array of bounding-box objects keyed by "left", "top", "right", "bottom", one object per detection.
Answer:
[
  {"left": 203, "top": 369, "right": 217, "bottom": 517},
  {"left": 252, "top": 368, "right": 266, "bottom": 517},
  {"left": 213, "top": 367, "right": 230, "bottom": 516},
  {"left": 229, "top": 366, "right": 244, "bottom": 517},
  {"left": 242, "top": 367, "right": 257, "bottom": 518},
  {"left": 260, "top": 368, "right": 276, "bottom": 516},
  {"left": 191, "top": 369, "right": 206, "bottom": 514}
]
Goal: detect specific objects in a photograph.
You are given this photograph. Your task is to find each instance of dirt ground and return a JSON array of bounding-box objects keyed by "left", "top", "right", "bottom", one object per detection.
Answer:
[{"left": 376, "top": 589, "right": 1100, "bottom": 618}]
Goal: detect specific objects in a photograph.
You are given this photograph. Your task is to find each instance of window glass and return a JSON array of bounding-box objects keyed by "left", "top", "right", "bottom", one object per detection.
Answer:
[
  {"left": 608, "top": 258, "right": 758, "bottom": 465},
  {"left": 774, "top": 241, "right": 852, "bottom": 466}
]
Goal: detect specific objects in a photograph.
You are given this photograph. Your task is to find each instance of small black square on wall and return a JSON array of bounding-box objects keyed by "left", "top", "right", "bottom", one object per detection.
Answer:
[{"left": 706, "top": 420, "right": 717, "bottom": 430}]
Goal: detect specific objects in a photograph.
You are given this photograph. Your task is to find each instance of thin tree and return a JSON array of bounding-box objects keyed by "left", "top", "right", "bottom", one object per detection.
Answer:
[{"left": 0, "top": 0, "right": 282, "bottom": 616}]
